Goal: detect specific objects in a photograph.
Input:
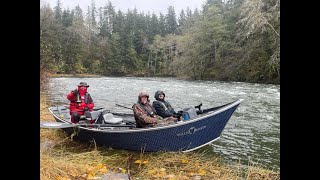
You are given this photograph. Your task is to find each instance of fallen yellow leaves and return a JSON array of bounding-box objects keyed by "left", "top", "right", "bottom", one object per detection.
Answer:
[
  {"left": 99, "top": 166, "right": 107, "bottom": 173},
  {"left": 198, "top": 169, "right": 206, "bottom": 175},
  {"left": 166, "top": 174, "right": 176, "bottom": 180},
  {"left": 95, "top": 163, "right": 108, "bottom": 173},
  {"left": 153, "top": 168, "right": 167, "bottom": 178},
  {"left": 68, "top": 169, "right": 78, "bottom": 177},
  {"left": 57, "top": 176, "right": 71, "bottom": 180},
  {"left": 118, "top": 167, "right": 127, "bottom": 173},
  {"left": 146, "top": 168, "right": 168, "bottom": 178},
  {"left": 134, "top": 159, "right": 149, "bottom": 165},
  {"left": 87, "top": 174, "right": 99, "bottom": 179},
  {"left": 147, "top": 169, "right": 156, "bottom": 175},
  {"left": 181, "top": 159, "right": 189, "bottom": 163},
  {"left": 80, "top": 163, "right": 109, "bottom": 179}
]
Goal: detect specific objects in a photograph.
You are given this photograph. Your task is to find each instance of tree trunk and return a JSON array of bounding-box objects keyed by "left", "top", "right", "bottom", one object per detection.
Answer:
[
  {"left": 147, "top": 51, "right": 151, "bottom": 69},
  {"left": 214, "top": 41, "right": 217, "bottom": 62},
  {"left": 154, "top": 53, "right": 157, "bottom": 75}
]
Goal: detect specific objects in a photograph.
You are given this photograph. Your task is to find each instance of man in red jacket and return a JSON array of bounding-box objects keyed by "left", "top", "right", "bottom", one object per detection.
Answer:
[{"left": 67, "top": 82, "right": 94, "bottom": 123}]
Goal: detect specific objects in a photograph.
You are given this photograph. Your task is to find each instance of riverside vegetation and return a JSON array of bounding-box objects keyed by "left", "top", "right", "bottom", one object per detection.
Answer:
[{"left": 40, "top": 0, "right": 279, "bottom": 85}]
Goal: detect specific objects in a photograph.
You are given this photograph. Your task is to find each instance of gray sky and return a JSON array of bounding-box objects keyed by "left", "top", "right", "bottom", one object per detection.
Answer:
[{"left": 42, "top": 0, "right": 207, "bottom": 15}]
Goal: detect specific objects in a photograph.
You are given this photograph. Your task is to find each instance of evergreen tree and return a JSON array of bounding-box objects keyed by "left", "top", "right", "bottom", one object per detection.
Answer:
[
  {"left": 177, "top": 9, "right": 186, "bottom": 34},
  {"left": 98, "top": 7, "right": 108, "bottom": 38},
  {"left": 113, "top": 10, "right": 125, "bottom": 33},
  {"left": 184, "top": 7, "right": 193, "bottom": 30},
  {"left": 150, "top": 13, "right": 159, "bottom": 38},
  {"left": 54, "top": 0, "right": 62, "bottom": 24},
  {"left": 158, "top": 13, "right": 166, "bottom": 36},
  {"left": 165, "top": 6, "right": 177, "bottom": 34},
  {"left": 174, "top": 5, "right": 227, "bottom": 80},
  {"left": 90, "top": 0, "right": 97, "bottom": 30},
  {"left": 186, "top": 7, "right": 192, "bottom": 18},
  {"left": 203, "top": 0, "right": 224, "bottom": 13},
  {"left": 62, "top": 9, "right": 73, "bottom": 27},
  {"left": 73, "top": 5, "right": 84, "bottom": 27},
  {"left": 104, "top": 1, "right": 116, "bottom": 34}
]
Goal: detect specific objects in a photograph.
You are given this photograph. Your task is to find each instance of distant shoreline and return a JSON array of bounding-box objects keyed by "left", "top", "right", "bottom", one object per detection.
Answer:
[
  {"left": 49, "top": 73, "right": 279, "bottom": 85},
  {"left": 49, "top": 73, "right": 101, "bottom": 78}
]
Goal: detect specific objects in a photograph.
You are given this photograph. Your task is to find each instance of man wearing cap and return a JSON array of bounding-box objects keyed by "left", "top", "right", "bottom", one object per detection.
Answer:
[
  {"left": 132, "top": 90, "right": 177, "bottom": 128},
  {"left": 67, "top": 82, "right": 94, "bottom": 123}
]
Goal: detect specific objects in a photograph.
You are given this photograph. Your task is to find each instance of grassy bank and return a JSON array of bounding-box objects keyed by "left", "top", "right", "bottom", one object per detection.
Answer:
[{"left": 40, "top": 93, "right": 279, "bottom": 180}]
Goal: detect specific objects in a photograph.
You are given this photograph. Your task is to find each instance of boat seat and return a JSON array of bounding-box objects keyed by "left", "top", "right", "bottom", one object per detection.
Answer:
[
  {"left": 84, "top": 111, "right": 102, "bottom": 120},
  {"left": 54, "top": 106, "right": 71, "bottom": 120},
  {"left": 103, "top": 113, "right": 123, "bottom": 124},
  {"left": 60, "top": 113, "right": 71, "bottom": 120}
]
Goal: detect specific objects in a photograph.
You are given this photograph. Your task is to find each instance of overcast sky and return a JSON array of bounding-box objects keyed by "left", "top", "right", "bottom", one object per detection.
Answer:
[{"left": 41, "top": 0, "right": 207, "bottom": 15}]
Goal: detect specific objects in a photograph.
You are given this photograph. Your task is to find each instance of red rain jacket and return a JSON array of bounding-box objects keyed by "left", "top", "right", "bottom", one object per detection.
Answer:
[{"left": 66, "top": 86, "right": 94, "bottom": 117}]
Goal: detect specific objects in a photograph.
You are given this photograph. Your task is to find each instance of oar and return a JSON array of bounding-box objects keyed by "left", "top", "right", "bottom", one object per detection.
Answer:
[
  {"left": 40, "top": 121, "right": 135, "bottom": 129},
  {"left": 40, "top": 121, "right": 76, "bottom": 128},
  {"left": 197, "top": 102, "right": 234, "bottom": 114},
  {"left": 93, "top": 107, "right": 104, "bottom": 111},
  {"left": 115, "top": 104, "right": 133, "bottom": 110},
  {"left": 112, "top": 112, "right": 134, "bottom": 117}
]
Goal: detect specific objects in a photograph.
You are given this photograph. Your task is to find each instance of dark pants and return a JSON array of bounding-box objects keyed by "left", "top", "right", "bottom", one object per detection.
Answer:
[{"left": 72, "top": 112, "right": 80, "bottom": 123}]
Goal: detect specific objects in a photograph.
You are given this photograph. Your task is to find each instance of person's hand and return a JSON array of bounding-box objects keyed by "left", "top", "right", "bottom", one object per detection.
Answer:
[
  {"left": 172, "top": 116, "right": 181, "bottom": 122},
  {"left": 174, "top": 111, "right": 183, "bottom": 118},
  {"left": 73, "top": 89, "right": 79, "bottom": 96},
  {"left": 173, "top": 117, "right": 179, "bottom": 122},
  {"left": 83, "top": 106, "right": 89, "bottom": 112},
  {"left": 151, "top": 117, "right": 158, "bottom": 124},
  {"left": 196, "top": 110, "right": 203, "bottom": 114}
]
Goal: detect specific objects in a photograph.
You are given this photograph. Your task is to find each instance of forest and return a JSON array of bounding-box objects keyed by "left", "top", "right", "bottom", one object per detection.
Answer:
[{"left": 40, "top": 0, "right": 280, "bottom": 84}]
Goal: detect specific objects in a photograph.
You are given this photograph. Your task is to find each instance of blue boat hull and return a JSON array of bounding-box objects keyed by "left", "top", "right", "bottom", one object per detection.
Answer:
[{"left": 49, "top": 100, "right": 241, "bottom": 152}]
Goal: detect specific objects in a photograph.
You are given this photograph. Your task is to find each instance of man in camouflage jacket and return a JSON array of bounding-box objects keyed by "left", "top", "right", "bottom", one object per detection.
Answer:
[{"left": 132, "top": 91, "right": 177, "bottom": 128}]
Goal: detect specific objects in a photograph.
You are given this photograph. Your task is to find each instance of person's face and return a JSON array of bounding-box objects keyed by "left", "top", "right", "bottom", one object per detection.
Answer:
[
  {"left": 78, "top": 86, "right": 88, "bottom": 92},
  {"left": 159, "top": 94, "right": 164, "bottom": 100},
  {"left": 141, "top": 96, "right": 148, "bottom": 104},
  {"left": 79, "top": 86, "right": 87, "bottom": 90}
]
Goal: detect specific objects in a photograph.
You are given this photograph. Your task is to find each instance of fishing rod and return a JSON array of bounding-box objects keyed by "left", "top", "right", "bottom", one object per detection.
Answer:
[{"left": 115, "top": 104, "right": 133, "bottom": 110}]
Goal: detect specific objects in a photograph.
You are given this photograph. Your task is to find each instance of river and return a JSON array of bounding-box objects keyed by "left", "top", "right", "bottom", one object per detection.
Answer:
[{"left": 48, "top": 76, "right": 280, "bottom": 170}]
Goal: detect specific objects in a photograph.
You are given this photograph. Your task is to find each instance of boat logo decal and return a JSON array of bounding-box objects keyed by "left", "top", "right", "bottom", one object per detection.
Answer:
[{"left": 177, "top": 126, "right": 207, "bottom": 136}]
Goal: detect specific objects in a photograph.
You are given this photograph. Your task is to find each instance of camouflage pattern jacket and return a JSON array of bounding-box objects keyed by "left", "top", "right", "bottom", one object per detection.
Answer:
[{"left": 132, "top": 102, "right": 160, "bottom": 128}]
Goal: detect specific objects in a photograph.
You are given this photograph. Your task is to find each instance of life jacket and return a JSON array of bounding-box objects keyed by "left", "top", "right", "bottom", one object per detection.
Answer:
[
  {"left": 135, "top": 103, "right": 156, "bottom": 117},
  {"left": 155, "top": 100, "right": 174, "bottom": 111},
  {"left": 159, "top": 101, "right": 169, "bottom": 110},
  {"left": 75, "top": 92, "right": 93, "bottom": 104},
  {"left": 73, "top": 86, "right": 93, "bottom": 105}
]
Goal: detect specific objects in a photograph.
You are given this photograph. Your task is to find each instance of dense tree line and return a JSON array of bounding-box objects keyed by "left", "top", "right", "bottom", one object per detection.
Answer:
[{"left": 40, "top": 0, "right": 279, "bottom": 85}]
